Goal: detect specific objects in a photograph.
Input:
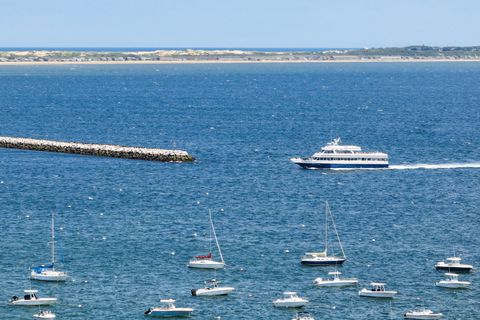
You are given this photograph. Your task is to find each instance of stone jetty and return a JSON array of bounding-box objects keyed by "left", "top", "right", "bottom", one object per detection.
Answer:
[{"left": 0, "top": 136, "right": 194, "bottom": 162}]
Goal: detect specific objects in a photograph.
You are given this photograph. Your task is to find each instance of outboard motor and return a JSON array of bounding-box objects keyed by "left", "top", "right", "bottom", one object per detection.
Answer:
[
  {"left": 144, "top": 308, "right": 151, "bottom": 315},
  {"left": 191, "top": 289, "right": 197, "bottom": 296},
  {"left": 10, "top": 296, "right": 18, "bottom": 302}
]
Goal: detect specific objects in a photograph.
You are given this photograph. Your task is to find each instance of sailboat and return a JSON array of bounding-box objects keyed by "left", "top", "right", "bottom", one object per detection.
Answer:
[
  {"left": 301, "top": 201, "right": 346, "bottom": 266},
  {"left": 188, "top": 210, "right": 225, "bottom": 270},
  {"left": 31, "top": 212, "right": 67, "bottom": 282}
]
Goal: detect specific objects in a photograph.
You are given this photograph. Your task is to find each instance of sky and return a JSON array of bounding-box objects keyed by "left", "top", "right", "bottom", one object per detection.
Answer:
[{"left": 1, "top": 0, "right": 479, "bottom": 48}]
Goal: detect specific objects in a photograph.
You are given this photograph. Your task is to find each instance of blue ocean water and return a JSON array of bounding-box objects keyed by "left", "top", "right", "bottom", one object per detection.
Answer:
[{"left": 0, "top": 62, "right": 479, "bottom": 319}]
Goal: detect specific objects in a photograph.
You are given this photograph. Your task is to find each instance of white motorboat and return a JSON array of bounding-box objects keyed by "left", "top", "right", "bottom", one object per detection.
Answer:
[
  {"left": 404, "top": 308, "right": 442, "bottom": 319},
  {"left": 144, "top": 299, "right": 193, "bottom": 318},
  {"left": 10, "top": 290, "right": 57, "bottom": 306},
  {"left": 435, "top": 256, "right": 473, "bottom": 272},
  {"left": 273, "top": 292, "right": 308, "bottom": 308},
  {"left": 313, "top": 271, "right": 358, "bottom": 287},
  {"left": 188, "top": 210, "right": 225, "bottom": 270},
  {"left": 292, "top": 312, "right": 315, "bottom": 320},
  {"left": 291, "top": 138, "right": 388, "bottom": 169},
  {"left": 436, "top": 272, "right": 470, "bottom": 289},
  {"left": 191, "top": 279, "right": 234, "bottom": 296},
  {"left": 31, "top": 212, "right": 67, "bottom": 282},
  {"left": 359, "top": 283, "right": 397, "bottom": 298},
  {"left": 33, "top": 310, "right": 56, "bottom": 319},
  {"left": 301, "top": 201, "right": 346, "bottom": 266}
]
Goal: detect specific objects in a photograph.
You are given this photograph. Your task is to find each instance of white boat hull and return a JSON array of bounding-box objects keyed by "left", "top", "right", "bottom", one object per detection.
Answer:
[
  {"left": 273, "top": 299, "right": 308, "bottom": 308},
  {"left": 10, "top": 298, "right": 57, "bottom": 306},
  {"left": 314, "top": 278, "right": 358, "bottom": 287},
  {"left": 359, "top": 289, "right": 397, "bottom": 298},
  {"left": 33, "top": 312, "right": 56, "bottom": 319},
  {"left": 404, "top": 312, "right": 442, "bottom": 319},
  {"left": 31, "top": 271, "right": 67, "bottom": 282},
  {"left": 436, "top": 281, "right": 470, "bottom": 289},
  {"left": 192, "top": 286, "right": 234, "bottom": 296},
  {"left": 188, "top": 260, "right": 225, "bottom": 270}
]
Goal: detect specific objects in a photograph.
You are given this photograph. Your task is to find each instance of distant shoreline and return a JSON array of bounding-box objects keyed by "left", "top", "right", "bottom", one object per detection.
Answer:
[
  {"left": 1, "top": 57, "right": 480, "bottom": 66},
  {"left": 1, "top": 47, "right": 480, "bottom": 65}
]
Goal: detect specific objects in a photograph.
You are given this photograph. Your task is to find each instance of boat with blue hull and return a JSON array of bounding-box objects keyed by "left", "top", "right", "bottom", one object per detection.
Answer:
[{"left": 291, "top": 138, "right": 388, "bottom": 169}]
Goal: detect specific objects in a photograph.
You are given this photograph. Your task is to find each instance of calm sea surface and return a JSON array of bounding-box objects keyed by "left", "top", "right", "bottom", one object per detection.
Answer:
[{"left": 0, "top": 62, "right": 479, "bottom": 319}]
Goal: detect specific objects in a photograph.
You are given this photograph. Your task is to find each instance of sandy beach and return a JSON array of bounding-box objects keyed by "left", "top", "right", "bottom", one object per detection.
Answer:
[{"left": 1, "top": 57, "right": 480, "bottom": 66}]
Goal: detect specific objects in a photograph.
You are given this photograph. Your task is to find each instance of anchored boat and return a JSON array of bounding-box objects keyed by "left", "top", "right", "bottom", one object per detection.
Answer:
[
  {"left": 31, "top": 212, "right": 67, "bottom": 282},
  {"left": 191, "top": 279, "right": 234, "bottom": 296},
  {"left": 291, "top": 138, "right": 388, "bottom": 169},
  {"left": 144, "top": 299, "right": 193, "bottom": 318},
  {"left": 33, "top": 310, "right": 56, "bottom": 319},
  {"left": 292, "top": 312, "right": 315, "bottom": 320},
  {"left": 10, "top": 290, "right": 57, "bottom": 306},
  {"left": 301, "top": 201, "right": 346, "bottom": 266},
  {"left": 188, "top": 210, "right": 225, "bottom": 270},
  {"left": 359, "top": 282, "right": 397, "bottom": 298},
  {"left": 435, "top": 256, "right": 473, "bottom": 272},
  {"left": 436, "top": 272, "right": 470, "bottom": 289},
  {"left": 404, "top": 308, "right": 443, "bottom": 319},
  {"left": 313, "top": 271, "right": 358, "bottom": 287},
  {"left": 273, "top": 292, "right": 308, "bottom": 308}
]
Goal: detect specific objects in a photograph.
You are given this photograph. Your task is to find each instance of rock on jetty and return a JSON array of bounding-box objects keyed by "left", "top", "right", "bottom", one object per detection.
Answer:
[{"left": 0, "top": 136, "right": 194, "bottom": 162}]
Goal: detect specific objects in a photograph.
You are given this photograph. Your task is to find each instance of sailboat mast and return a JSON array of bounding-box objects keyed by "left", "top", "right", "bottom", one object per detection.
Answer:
[
  {"left": 324, "top": 201, "right": 329, "bottom": 255},
  {"left": 51, "top": 212, "right": 55, "bottom": 268},
  {"left": 209, "top": 210, "right": 224, "bottom": 263},
  {"left": 328, "top": 204, "right": 346, "bottom": 258}
]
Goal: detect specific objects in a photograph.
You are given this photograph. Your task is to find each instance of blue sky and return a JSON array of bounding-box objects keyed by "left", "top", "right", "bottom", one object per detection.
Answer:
[{"left": 1, "top": 0, "right": 479, "bottom": 48}]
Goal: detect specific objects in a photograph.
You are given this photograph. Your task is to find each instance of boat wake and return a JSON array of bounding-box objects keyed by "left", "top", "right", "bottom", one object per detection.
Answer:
[
  {"left": 326, "top": 162, "right": 480, "bottom": 171},
  {"left": 389, "top": 162, "right": 480, "bottom": 170}
]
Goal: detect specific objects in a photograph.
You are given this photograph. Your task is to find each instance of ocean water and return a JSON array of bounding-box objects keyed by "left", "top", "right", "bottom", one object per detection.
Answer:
[{"left": 0, "top": 62, "right": 479, "bottom": 319}]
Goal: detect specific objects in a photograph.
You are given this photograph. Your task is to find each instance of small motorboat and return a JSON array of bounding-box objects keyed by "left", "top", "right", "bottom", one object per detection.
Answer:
[
  {"left": 144, "top": 299, "right": 193, "bottom": 318},
  {"left": 435, "top": 257, "right": 473, "bottom": 272},
  {"left": 33, "top": 310, "right": 56, "bottom": 319},
  {"left": 359, "top": 282, "right": 397, "bottom": 298},
  {"left": 191, "top": 279, "right": 234, "bottom": 296},
  {"left": 436, "top": 273, "right": 470, "bottom": 289},
  {"left": 273, "top": 292, "right": 308, "bottom": 308},
  {"left": 10, "top": 290, "right": 57, "bottom": 306},
  {"left": 314, "top": 271, "right": 358, "bottom": 287},
  {"left": 292, "top": 312, "right": 315, "bottom": 320},
  {"left": 404, "top": 308, "right": 442, "bottom": 319}
]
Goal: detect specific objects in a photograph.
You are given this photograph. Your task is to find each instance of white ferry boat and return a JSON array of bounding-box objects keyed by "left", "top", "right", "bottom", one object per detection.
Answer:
[{"left": 291, "top": 138, "right": 388, "bottom": 169}]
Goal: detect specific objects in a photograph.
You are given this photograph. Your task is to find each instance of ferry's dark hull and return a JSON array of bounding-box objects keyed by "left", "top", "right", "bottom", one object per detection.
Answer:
[
  {"left": 297, "top": 163, "right": 388, "bottom": 169},
  {"left": 301, "top": 258, "right": 346, "bottom": 266},
  {"left": 435, "top": 266, "right": 472, "bottom": 272}
]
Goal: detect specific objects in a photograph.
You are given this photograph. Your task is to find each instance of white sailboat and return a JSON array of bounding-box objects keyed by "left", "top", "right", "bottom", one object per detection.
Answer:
[
  {"left": 301, "top": 201, "right": 346, "bottom": 266},
  {"left": 31, "top": 212, "right": 67, "bottom": 282},
  {"left": 188, "top": 210, "right": 225, "bottom": 270}
]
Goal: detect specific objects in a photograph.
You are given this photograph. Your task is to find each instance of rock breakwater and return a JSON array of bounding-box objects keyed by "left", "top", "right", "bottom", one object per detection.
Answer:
[{"left": 0, "top": 136, "right": 194, "bottom": 162}]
